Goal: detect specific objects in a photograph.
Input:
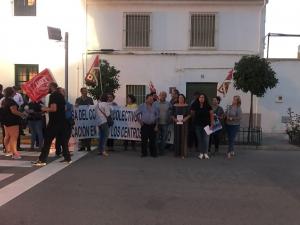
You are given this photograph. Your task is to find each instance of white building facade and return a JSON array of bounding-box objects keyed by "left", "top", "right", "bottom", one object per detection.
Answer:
[
  {"left": 0, "top": 0, "right": 299, "bottom": 132},
  {"left": 86, "top": 0, "right": 266, "bottom": 125}
]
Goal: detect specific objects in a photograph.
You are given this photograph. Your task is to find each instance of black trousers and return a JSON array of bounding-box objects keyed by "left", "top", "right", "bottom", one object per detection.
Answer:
[
  {"left": 208, "top": 130, "right": 221, "bottom": 152},
  {"left": 39, "top": 122, "right": 71, "bottom": 163},
  {"left": 79, "top": 138, "right": 92, "bottom": 150},
  {"left": 55, "top": 122, "right": 72, "bottom": 157},
  {"left": 141, "top": 124, "right": 157, "bottom": 157}
]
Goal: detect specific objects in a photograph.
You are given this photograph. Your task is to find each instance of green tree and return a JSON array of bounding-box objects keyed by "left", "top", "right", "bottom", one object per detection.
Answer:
[
  {"left": 86, "top": 59, "right": 120, "bottom": 100},
  {"left": 233, "top": 55, "right": 278, "bottom": 139}
]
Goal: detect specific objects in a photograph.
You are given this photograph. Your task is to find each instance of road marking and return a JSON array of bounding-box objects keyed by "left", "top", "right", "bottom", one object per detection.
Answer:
[
  {"left": 0, "top": 174, "right": 14, "bottom": 182},
  {"left": 0, "top": 151, "right": 87, "bottom": 207},
  {"left": 0, "top": 160, "right": 33, "bottom": 168}
]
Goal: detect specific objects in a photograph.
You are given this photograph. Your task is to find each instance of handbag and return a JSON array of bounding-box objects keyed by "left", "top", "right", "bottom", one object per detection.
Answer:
[{"left": 98, "top": 105, "right": 114, "bottom": 127}]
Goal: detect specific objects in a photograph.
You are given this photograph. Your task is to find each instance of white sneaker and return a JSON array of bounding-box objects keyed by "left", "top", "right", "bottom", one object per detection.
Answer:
[
  {"left": 198, "top": 154, "right": 204, "bottom": 159},
  {"left": 204, "top": 154, "right": 210, "bottom": 159}
]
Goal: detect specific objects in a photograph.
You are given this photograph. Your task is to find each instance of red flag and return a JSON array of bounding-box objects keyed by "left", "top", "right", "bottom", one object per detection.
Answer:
[
  {"left": 217, "top": 69, "right": 234, "bottom": 97},
  {"left": 21, "top": 68, "right": 55, "bottom": 102},
  {"left": 85, "top": 55, "right": 100, "bottom": 86}
]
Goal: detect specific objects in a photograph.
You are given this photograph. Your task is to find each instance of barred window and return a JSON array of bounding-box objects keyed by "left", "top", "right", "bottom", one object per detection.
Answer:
[
  {"left": 126, "top": 85, "right": 146, "bottom": 105},
  {"left": 190, "top": 13, "right": 216, "bottom": 48},
  {"left": 15, "top": 64, "right": 38, "bottom": 87},
  {"left": 125, "top": 13, "right": 151, "bottom": 48},
  {"left": 14, "top": 0, "right": 36, "bottom": 16}
]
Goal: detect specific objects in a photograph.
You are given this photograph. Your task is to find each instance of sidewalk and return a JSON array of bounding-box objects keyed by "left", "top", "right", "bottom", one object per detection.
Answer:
[{"left": 2, "top": 131, "right": 300, "bottom": 152}]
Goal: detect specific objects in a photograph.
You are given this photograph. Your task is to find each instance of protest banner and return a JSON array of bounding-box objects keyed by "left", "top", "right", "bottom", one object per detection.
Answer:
[
  {"left": 72, "top": 105, "right": 98, "bottom": 139},
  {"left": 71, "top": 105, "right": 175, "bottom": 144},
  {"left": 108, "top": 106, "right": 141, "bottom": 141}
]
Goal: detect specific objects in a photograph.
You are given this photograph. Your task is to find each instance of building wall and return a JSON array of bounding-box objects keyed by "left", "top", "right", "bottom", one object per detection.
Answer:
[
  {"left": 0, "top": 0, "right": 86, "bottom": 103},
  {"left": 86, "top": 0, "right": 265, "bottom": 128},
  {"left": 260, "top": 60, "right": 300, "bottom": 133},
  {"left": 87, "top": 1, "right": 264, "bottom": 53}
]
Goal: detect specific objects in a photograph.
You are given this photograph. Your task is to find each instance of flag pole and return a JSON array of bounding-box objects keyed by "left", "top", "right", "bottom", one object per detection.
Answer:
[{"left": 99, "top": 59, "right": 103, "bottom": 95}]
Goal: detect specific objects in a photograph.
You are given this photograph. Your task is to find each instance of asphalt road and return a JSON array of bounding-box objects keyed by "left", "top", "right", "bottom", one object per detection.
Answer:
[{"left": 1, "top": 149, "right": 300, "bottom": 225}]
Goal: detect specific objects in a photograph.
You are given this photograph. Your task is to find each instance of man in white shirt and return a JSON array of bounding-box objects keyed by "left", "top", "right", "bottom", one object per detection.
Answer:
[{"left": 13, "top": 86, "right": 24, "bottom": 107}]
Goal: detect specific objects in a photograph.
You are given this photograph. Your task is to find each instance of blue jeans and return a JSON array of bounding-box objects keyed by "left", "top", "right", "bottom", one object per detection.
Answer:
[
  {"left": 195, "top": 126, "right": 209, "bottom": 154},
  {"left": 157, "top": 124, "right": 169, "bottom": 154},
  {"left": 98, "top": 123, "right": 109, "bottom": 153},
  {"left": 28, "top": 120, "right": 43, "bottom": 149},
  {"left": 226, "top": 124, "right": 240, "bottom": 153}
]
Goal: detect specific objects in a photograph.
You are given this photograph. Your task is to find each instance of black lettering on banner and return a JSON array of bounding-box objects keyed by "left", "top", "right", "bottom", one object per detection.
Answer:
[
  {"left": 90, "top": 125, "right": 97, "bottom": 136},
  {"left": 73, "top": 110, "right": 78, "bottom": 121},
  {"left": 88, "top": 109, "right": 96, "bottom": 120}
]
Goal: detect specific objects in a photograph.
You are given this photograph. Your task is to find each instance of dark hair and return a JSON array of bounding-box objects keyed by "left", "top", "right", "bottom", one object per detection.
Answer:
[
  {"left": 198, "top": 93, "right": 211, "bottom": 109},
  {"left": 80, "top": 87, "right": 87, "bottom": 92},
  {"left": 4, "top": 87, "right": 14, "bottom": 98},
  {"left": 127, "top": 94, "right": 136, "bottom": 104},
  {"left": 0, "top": 84, "right": 3, "bottom": 92},
  {"left": 107, "top": 93, "right": 115, "bottom": 99},
  {"left": 100, "top": 93, "right": 108, "bottom": 102},
  {"left": 13, "top": 86, "right": 21, "bottom": 91},
  {"left": 49, "top": 82, "right": 58, "bottom": 89},
  {"left": 215, "top": 96, "right": 221, "bottom": 104},
  {"left": 2, "top": 87, "right": 15, "bottom": 107},
  {"left": 145, "top": 94, "right": 153, "bottom": 100},
  {"left": 173, "top": 89, "right": 179, "bottom": 95},
  {"left": 178, "top": 94, "right": 186, "bottom": 103}
]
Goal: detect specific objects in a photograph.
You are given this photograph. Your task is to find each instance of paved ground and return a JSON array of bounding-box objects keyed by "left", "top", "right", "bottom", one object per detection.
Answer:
[{"left": 1, "top": 147, "right": 300, "bottom": 225}]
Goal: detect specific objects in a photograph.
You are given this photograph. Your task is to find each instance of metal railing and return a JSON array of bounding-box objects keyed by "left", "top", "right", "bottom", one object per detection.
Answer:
[{"left": 221, "top": 127, "right": 262, "bottom": 146}]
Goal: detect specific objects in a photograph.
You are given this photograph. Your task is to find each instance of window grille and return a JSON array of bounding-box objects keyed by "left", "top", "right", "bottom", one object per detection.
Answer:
[
  {"left": 125, "top": 13, "right": 151, "bottom": 48},
  {"left": 190, "top": 13, "right": 216, "bottom": 48},
  {"left": 14, "top": 0, "right": 36, "bottom": 16},
  {"left": 15, "top": 64, "right": 38, "bottom": 87},
  {"left": 126, "top": 85, "right": 146, "bottom": 105}
]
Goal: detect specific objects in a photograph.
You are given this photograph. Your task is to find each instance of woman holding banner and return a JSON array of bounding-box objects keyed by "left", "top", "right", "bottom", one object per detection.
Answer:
[
  {"left": 96, "top": 93, "right": 110, "bottom": 157},
  {"left": 208, "top": 96, "right": 224, "bottom": 155},
  {"left": 172, "top": 94, "right": 190, "bottom": 159},
  {"left": 124, "top": 94, "right": 138, "bottom": 151}
]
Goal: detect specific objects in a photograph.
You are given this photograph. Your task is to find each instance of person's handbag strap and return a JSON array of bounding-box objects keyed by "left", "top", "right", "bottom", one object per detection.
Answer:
[{"left": 98, "top": 104, "right": 108, "bottom": 119}]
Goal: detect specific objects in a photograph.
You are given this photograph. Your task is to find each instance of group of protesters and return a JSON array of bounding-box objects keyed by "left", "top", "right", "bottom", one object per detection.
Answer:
[
  {"left": 135, "top": 89, "right": 242, "bottom": 159},
  {"left": 0, "top": 83, "right": 73, "bottom": 165},
  {"left": 0, "top": 82, "right": 242, "bottom": 166}
]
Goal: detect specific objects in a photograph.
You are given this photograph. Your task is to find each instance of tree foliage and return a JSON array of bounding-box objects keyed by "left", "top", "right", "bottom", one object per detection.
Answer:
[
  {"left": 87, "top": 59, "right": 120, "bottom": 100},
  {"left": 233, "top": 55, "right": 278, "bottom": 131},
  {"left": 233, "top": 55, "right": 278, "bottom": 97}
]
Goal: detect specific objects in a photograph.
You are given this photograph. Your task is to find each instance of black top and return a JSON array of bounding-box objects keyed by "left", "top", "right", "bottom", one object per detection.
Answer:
[
  {"left": 172, "top": 105, "right": 189, "bottom": 117},
  {"left": 48, "top": 91, "right": 66, "bottom": 125},
  {"left": 2, "top": 98, "right": 20, "bottom": 127},
  {"left": 190, "top": 100, "right": 212, "bottom": 127},
  {"left": 27, "top": 101, "right": 43, "bottom": 121},
  {"left": 75, "top": 96, "right": 94, "bottom": 106}
]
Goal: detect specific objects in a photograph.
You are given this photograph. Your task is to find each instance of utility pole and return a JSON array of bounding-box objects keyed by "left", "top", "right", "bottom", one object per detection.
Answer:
[
  {"left": 47, "top": 26, "right": 69, "bottom": 100},
  {"left": 65, "top": 32, "right": 69, "bottom": 100}
]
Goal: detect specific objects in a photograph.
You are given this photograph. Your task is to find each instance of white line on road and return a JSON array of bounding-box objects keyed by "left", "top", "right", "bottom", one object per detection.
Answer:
[
  {"left": 0, "top": 151, "right": 87, "bottom": 207},
  {"left": 0, "top": 160, "right": 33, "bottom": 168},
  {"left": 0, "top": 174, "right": 14, "bottom": 182}
]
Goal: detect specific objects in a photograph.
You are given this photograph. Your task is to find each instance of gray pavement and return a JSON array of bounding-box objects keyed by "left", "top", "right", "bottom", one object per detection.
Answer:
[{"left": 1, "top": 147, "right": 300, "bottom": 225}]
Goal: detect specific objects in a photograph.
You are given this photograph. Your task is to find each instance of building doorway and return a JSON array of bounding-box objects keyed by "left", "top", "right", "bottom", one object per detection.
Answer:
[{"left": 186, "top": 82, "right": 218, "bottom": 105}]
